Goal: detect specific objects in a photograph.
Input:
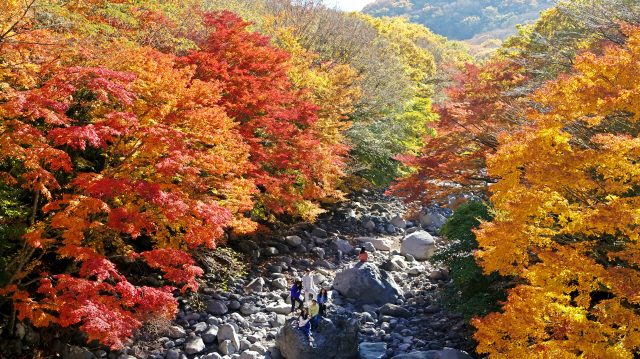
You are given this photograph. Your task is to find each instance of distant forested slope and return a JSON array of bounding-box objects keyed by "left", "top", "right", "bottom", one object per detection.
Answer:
[{"left": 362, "top": 0, "right": 554, "bottom": 40}]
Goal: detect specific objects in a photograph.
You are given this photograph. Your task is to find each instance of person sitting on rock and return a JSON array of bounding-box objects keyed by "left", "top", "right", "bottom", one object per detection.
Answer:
[
  {"left": 302, "top": 268, "right": 317, "bottom": 304},
  {"left": 358, "top": 247, "right": 368, "bottom": 262},
  {"left": 298, "top": 308, "right": 313, "bottom": 342},
  {"left": 309, "top": 299, "right": 320, "bottom": 329},
  {"left": 317, "top": 288, "right": 328, "bottom": 317},
  {"left": 290, "top": 280, "right": 304, "bottom": 316}
]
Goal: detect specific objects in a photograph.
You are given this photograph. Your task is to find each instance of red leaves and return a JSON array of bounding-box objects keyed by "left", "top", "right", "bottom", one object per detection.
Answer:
[
  {"left": 181, "top": 10, "right": 343, "bottom": 216},
  {"left": 140, "top": 249, "right": 204, "bottom": 292},
  {"left": 1, "top": 4, "right": 350, "bottom": 350}
]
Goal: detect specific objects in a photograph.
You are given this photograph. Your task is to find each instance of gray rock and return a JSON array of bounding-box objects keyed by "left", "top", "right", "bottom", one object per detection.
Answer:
[
  {"left": 193, "top": 322, "right": 208, "bottom": 334},
  {"left": 315, "top": 259, "right": 336, "bottom": 269},
  {"left": 313, "top": 273, "right": 326, "bottom": 285},
  {"left": 333, "top": 262, "right": 402, "bottom": 305},
  {"left": 379, "top": 304, "right": 411, "bottom": 318},
  {"left": 272, "top": 278, "right": 288, "bottom": 289},
  {"left": 240, "top": 339, "right": 252, "bottom": 350},
  {"left": 239, "top": 351, "right": 261, "bottom": 359},
  {"left": 202, "top": 354, "right": 223, "bottom": 359},
  {"left": 379, "top": 260, "right": 403, "bottom": 272},
  {"left": 207, "top": 301, "right": 229, "bottom": 315},
  {"left": 219, "top": 339, "right": 236, "bottom": 355},
  {"left": 185, "top": 336, "right": 205, "bottom": 355},
  {"left": 14, "top": 323, "right": 26, "bottom": 340},
  {"left": 362, "top": 220, "right": 375, "bottom": 230},
  {"left": 390, "top": 216, "right": 407, "bottom": 229},
  {"left": 246, "top": 277, "right": 265, "bottom": 293},
  {"left": 359, "top": 343, "right": 386, "bottom": 359},
  {"left": 270, "top": 314, "right": 286, "bottom": 327},
  {"left": 63, "top": 345, "right": 95, "bottom": 359},
  {"left": 262, "top": 247, "right": 279, "bottom": 256},
  {"left": 401, "top": 232, "right": 436, "bottom": 260},
  {"left": 313, "top": 247, "right": 326, "bottom": 259},
  {"left": 240, "top": 303, "right": 261, "bottom": 315},
  {"left": 276, "top": 316, "right": 359, "bottom": 359},
  {"left": 266, "top": 304, "right": 291, "bottom": 315},
  {"left": 217, "top": 323, "right": 240, "bottom": 352},
  {"left": 202, "top": 325, "right": 219, "bottom": 343},
  {"left": 250, "top": 343, "right": 267, "bottom": 354},
  {"left": 330, "top": 239, "right": 354, "bottom": 254},
  {"left": 167, "top": 325, "right": 187, "bottom": 339},
  {"left": 269, "top": 347, "right": 283, "bottom": 359},
  {"left": 286, "top": 236, "right": 302, "bottom": 247},
  {"left": 228, "top": 300, "right": 241, "bottom": 310},
  {"left": 165, "top": 349, "right": 180, "bottom": 359},
  {"left": 358, "top": 242, "right": 376, "bottom": 253},
  {"left": 419, "top": 211, "right": 446, "bottom": 228},
  {"left": 424, "top": 305, "right": 440, "bottom": 314},
  {"left": 429, "top": 269, "right": 447, "bottom": 281},
  {"left": 311, "top": 227, "right": 328, "bottom": 238},
  {"left": 356, "top": 237, "right": 391, "bottom": 251}
]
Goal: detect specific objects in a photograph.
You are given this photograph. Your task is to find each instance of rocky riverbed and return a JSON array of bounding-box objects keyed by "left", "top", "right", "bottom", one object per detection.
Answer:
[{"left": 21, "top": 189, "right": 479, "bottom": 359}]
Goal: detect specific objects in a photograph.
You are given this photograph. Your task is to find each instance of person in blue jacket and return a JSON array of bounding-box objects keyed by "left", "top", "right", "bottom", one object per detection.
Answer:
[
  {"left": 290, "top": 280, "right": 304, "bottom": 315},
  {"left": 317, "top": 287, "right": 329, "bottom": 317}
]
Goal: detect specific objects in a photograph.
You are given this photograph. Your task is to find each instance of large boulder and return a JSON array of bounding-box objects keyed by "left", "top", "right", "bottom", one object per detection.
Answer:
[
  {"left": 333, "top": 262, "right": 402, "bottom": 305},
  {"left": 401, "top": 231, "right": 436, "bottom": 260},
  {"left": 276, "top": 315, "right": 359, "bottom": 359},
  {"left": 356, "top": 237, "right": 392, "bottom": 251}
]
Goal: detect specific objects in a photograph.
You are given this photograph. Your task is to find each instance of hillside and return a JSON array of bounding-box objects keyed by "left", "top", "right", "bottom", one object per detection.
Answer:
[{"left": 362, "top": 0, "right": 554, "bottom": 40}]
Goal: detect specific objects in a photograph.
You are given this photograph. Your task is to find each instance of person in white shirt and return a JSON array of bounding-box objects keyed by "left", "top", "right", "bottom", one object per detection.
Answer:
[
  {"left": 298, "top": 308, "right": 313, "bottom": 342},
  {"left": 302, "top": 268, "right": 317, "bottom": 304}
]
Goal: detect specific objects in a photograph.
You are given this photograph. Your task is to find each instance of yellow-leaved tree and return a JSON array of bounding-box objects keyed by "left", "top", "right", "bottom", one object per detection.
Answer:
[{"left": 473, "top": 24, "right": 640, "bottom": 358}]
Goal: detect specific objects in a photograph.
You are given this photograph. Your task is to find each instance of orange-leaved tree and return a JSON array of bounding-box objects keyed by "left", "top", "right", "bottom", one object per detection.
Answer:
[
  {"left": 388, "top": 59, "right": 529, "bottom": 209},
  {"left": 0, "top": 2, "right": 251, "bottom": 348},
  {"left": 473, "top": 24, "right": 640, "bottom": 358}
]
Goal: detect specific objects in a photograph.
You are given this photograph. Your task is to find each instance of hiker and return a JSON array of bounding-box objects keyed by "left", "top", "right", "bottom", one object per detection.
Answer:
[
  {"left": 298, "top": 308, "right": 313, "bottom": 342},
  {"left": 309, "top": 299, "right": 320, "bottom": 329},
  {"left": 302, "top": 268, "right": 317, "bottom": 303},
  {"left": 290, "top": 280, "right": 304, "bottom": 315},
  {"left": 317, "top": 288, "right": 328, "bottom": 317},
  {"left": 358, "top": 246, "right": 368, "bottom": 262}
]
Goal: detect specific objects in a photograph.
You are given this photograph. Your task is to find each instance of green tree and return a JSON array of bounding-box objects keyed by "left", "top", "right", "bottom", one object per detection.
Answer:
[{"left": 431, "top": 200, "right": 509, "bottom": 319}]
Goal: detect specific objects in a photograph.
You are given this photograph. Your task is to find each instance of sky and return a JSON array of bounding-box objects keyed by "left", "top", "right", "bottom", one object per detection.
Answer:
[{"left": 325, "top": 0, "right": 374, "bottom": 12}]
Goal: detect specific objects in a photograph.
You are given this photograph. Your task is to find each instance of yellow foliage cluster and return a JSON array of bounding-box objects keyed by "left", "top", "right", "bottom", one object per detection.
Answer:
[{"left": 473, "top": 25, "right": 640, "bottom": 358}]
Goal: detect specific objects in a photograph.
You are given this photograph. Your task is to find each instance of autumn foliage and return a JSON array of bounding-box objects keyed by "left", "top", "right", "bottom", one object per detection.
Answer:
[
  {"left": 388, "top": 59, "right": 528, "bottom": 207},
  {"left": 0, "top": 0, "right": 355, "bottom": 348},
  {"left": 472, "top": 25, "right": 640, "bottom": 358}
]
